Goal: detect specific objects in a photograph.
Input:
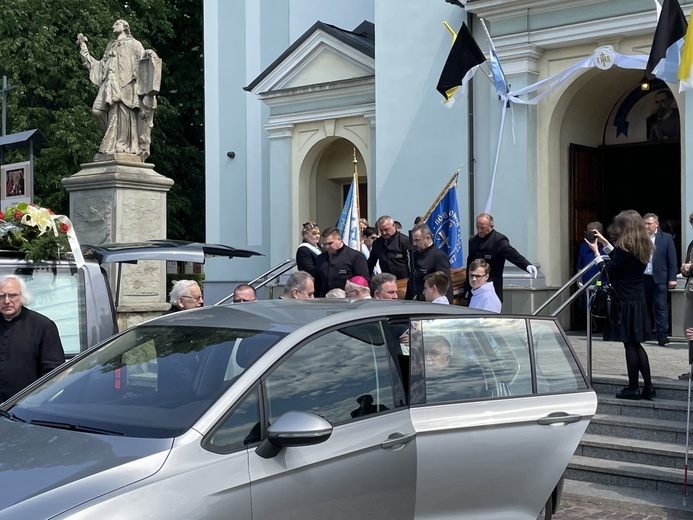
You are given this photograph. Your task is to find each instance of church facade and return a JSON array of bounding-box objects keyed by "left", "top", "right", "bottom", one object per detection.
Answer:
[{"left": 203, "top": 0, "right": 690, "bottom": 323}]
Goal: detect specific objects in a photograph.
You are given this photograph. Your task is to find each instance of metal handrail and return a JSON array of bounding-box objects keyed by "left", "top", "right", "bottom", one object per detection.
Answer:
[
  {"left": 531, "top": 256, "right": 607, "bottom": 317},
  {"left": 214, "top": 258, "right": 296, "bottom": 305},
  {"left": 532, "top": 254, "right": 609, "bottom": 385}
]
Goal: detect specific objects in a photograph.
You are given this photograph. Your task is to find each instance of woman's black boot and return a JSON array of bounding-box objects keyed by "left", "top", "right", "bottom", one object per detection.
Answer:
[
  {"left": 615, "top": 387, "right": 641, "bottom": 400},
  {"left": 641, "top": 384, "right": 656, "bottom": 400}
]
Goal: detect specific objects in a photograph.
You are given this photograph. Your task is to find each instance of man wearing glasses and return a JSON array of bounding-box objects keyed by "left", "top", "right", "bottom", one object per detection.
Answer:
[
  {"left": 0, "top": 275, "right": 64, "bottom": 402},
  {"left": 167, "top": 280, "right": 204, "bottom": 313}
]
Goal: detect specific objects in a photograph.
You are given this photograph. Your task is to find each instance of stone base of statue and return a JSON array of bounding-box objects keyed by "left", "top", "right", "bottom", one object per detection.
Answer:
[{"left": 62, "top": 156, "right": 174, "bottom": 330}]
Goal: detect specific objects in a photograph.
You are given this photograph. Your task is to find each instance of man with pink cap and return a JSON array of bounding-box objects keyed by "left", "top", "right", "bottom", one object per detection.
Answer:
[{"left": 345, "top": 276, "right": 371, "bottom": 299}]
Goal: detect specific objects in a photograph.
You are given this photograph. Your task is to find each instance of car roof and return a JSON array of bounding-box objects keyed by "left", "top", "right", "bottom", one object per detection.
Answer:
[
  {"left": 144, "top": 298, "right": 503, "bottom": 334},
  {"left": 81, "top": 240, "right": 263, "bottom": 264}
]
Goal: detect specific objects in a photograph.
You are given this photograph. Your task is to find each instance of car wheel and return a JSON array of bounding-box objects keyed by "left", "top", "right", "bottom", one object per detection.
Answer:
[{"left": 541, "top": 493, "right": 554, "bottom": 520}]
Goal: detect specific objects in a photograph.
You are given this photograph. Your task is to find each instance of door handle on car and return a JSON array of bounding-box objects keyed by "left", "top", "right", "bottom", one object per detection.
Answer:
[
  {"left": 381, "top": 432, "right": 416, "bottom": 449},
  {"left": 537, "top": 412, "right": 582, "bottom": 427}
]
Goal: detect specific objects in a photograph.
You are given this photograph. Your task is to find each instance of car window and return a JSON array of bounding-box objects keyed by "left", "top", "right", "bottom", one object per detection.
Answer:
[
  {"left": 206, "top": 387, "right": 261, "bottom": 453},
  {"left": 531, "top": 319, "right": 588, "bottom": 393},
  {"left": 264, "top": 321, "right": 396, "bottom": 425},
  {"left": 5, "top": 265, "right": 86, "bottom": 356},
  {"left": 11, "top": 326, "right": 286, "bottom": 438},
  {"left": 418, "top": 317, "right": 588, "bottom": 404},
  {"left": 420, "top": 317, "right": 532, "bottom": 404}
]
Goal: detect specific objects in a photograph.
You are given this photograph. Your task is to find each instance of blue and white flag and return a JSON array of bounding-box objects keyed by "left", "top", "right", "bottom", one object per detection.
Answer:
[
  {"left": 337, "top": 174, "right": 360, "bottom": 250},
  {"left": 480, "top": 18, "right": 508, "bottom": 96},
  {"left": 426, "top": 183, "right": 463, "bottom": 268}
]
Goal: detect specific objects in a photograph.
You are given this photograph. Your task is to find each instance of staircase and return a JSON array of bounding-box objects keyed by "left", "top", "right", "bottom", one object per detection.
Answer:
[{"left": 566, "top": 375, "right": 692, "bottom": 496}]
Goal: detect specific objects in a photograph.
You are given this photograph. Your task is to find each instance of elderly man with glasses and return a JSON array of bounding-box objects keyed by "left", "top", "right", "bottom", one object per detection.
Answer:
[
  {"left": 167, "top": 280, "right": 204, "bottom": 313},
  {"left": 0, "top": 274, "right": 65, "bottom": 402}
]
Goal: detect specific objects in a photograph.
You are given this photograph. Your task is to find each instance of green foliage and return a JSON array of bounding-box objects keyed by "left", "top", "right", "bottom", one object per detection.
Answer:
[{"left": 0, "top": 0, "right": 204, "bottom": 240}]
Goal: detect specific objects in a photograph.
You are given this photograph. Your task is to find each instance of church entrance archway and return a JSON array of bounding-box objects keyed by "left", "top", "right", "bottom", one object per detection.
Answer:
[
  {"left": 569, "top": 79, "right": 681, "bottom": 327},
  {"left": 302, "top": 137, "right": 368, "bottom": 232}
]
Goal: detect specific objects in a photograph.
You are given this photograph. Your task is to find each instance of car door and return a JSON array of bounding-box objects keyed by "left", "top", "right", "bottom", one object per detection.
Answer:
[
  {"left": 248, "top": 321, "right": 416, "bottom": 520},
  {"left": 409, "top": 316, "right": 597, "bottom": 519}
]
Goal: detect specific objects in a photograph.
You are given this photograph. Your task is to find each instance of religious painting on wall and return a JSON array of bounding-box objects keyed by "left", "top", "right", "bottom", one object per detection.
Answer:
[
  {"left": 1, "top": 161, "right": 32, "bottom": 206},
  {"left": 604, "top": 79, "right": 680, "bottom": 145}
]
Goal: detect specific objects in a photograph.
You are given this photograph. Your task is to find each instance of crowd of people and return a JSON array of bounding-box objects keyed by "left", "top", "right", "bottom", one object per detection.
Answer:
[
  {"left": 287, "top": 212, "right": 536, "bottom": 308},
  {"left": 6, "top": 209, "right": 693, "bottom": 406}
]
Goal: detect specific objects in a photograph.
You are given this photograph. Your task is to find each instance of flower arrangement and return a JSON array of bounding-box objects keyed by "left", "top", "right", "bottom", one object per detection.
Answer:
[{"left": 0, "top": 203, "right": 71, "bottom": 262}]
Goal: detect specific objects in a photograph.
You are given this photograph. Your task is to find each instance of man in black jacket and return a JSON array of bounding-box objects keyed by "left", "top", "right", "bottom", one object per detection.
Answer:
[
  {"left": 408, "top": 224, "right": 452, "bottom": 302},
  {"left": 0, "top": 275, "right": 65, "bottom": 402},
  {"left": 314, "top": 227, "right": 370, "bottom": 297},
  {"left": 464, "top": 213, "right": 537, "bottom": 302},
  {"left": 367, "top": 216, "right": 411, "bottom": 286}
]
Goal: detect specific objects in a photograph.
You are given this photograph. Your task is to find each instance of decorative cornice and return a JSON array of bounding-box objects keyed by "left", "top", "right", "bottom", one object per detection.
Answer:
[
  {"left": 266, "top": 123, "right": 295, "bottom": 139},
  {"left": 266, "top": 103, "right": 376, "bottom": 129},
  {"left": 493, "top": 10, "right": 659, "bottom": 51},
  {"left": 494, "top": 44, "right": 544, "bottom": 76},
  {"left": 466, "top": 0, "right": 632, "bottom": 21},
  {"left": 257, "top": 76, "right": 375, "bottom": 109}
]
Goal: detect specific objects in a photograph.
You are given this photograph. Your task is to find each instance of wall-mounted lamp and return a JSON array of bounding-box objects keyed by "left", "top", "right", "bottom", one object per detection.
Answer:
[
  {"left": 640, "top": 75, "right": 650, "bottom": 92},
  {"left": 226, "top": 151, "right": 236, "bottom": 159}
]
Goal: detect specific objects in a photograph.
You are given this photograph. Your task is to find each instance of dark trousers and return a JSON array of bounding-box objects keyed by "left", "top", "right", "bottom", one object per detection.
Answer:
[{"left": 643, "top": 275, "right": 669, "bottom": 339}]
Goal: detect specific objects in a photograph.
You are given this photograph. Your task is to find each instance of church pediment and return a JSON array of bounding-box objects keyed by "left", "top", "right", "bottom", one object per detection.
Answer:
[{"left": 246, "top": 21, "right": 375, "bottom": 95}]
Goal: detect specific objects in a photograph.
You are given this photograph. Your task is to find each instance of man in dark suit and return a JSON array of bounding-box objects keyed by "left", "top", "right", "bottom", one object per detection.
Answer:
[
  {"left": 464, "top": 213, "right": 537, "bottom": 302},
  {"left": 314, "top": 227, "right": 370, "bottom": 297},
  {"left": 643, "top": 213, "right": 678, "bottom": 345},
  {"left": 408, "top": 223, "right": 452, "bottom": 302},
  {"left": 367, "top": 216, "right": 410, "bottom": 288}
]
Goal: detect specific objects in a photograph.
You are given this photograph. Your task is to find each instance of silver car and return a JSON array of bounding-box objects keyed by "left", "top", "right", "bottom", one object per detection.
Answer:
[{"left": 0, "top": 300, "right": 596, "bottom": 519}]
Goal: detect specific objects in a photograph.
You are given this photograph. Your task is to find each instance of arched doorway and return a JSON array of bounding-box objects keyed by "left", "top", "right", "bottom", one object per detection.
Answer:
[
  {"left": 314, "top": 138, "right": 368, "bottom": 228},
  {"left": 568, "top": 76, "right": 681, "bottom": 327},
  {"left": 297, "top": 136, "right": 368, "bottom": 238}
]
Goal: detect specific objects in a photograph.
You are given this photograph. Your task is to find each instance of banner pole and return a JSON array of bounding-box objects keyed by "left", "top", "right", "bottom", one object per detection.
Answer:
[{"left": 422, "top": 168, "right": 461, "bottom": 222}]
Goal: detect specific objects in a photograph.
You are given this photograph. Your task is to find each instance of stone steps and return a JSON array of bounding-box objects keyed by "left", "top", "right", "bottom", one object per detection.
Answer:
[
  {"left": 567, "top": 375, "right": 693, "bottom": 499},
  {"left": 566, "top": 455, "right": 684, "bottom": 495},
  {"left": 577, "top": 433, "right": 688, "bottom": 469}
]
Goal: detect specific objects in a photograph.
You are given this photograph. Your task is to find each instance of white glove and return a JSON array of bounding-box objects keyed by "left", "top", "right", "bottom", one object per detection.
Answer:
[{"left": 526, "top": 265, "right": 538, "bottom": 278}]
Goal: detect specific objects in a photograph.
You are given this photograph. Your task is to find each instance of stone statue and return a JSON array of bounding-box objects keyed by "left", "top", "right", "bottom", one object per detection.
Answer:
[{"left": 77, "top": 20, "right": 162, "bottom": 161}]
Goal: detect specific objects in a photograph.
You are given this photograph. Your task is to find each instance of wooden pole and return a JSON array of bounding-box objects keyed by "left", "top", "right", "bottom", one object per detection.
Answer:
[
  {"left": 353, "top": 148, "right": 361, "bottom": 243},
  {"left": 422, "top": 166, "right": 462, "bottom": 222}
]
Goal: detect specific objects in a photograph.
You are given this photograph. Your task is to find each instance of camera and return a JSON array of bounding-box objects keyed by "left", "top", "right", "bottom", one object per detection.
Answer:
[{"left": 584, "top": 230, "right": 596, "bottom": 242}]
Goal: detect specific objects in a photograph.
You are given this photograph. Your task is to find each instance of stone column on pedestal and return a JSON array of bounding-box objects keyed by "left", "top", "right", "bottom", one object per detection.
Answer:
[{"left": 62, "top": 156, "right": 174, "bottom": 330}]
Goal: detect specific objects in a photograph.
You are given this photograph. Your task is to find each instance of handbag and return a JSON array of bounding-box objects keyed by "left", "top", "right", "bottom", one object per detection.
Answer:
[{"left": 590, "top": 281, "right": 614, "bottom": 319}]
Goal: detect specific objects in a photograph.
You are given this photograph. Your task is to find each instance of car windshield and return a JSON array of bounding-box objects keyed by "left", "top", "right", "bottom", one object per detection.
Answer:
[{"left": 8, "top": 325, "right": 286, "bottom": 438}]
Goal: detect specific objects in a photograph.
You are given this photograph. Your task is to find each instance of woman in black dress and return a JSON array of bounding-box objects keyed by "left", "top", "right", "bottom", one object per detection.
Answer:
[
  {"left": 295, "top": 221, "right": 323, "bottom": 277},
  {"left": 587, "top": 209, "right": 655, "bottom": 400}
]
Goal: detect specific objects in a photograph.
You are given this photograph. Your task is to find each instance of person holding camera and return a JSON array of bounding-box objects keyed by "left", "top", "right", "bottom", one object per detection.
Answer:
[
  {"left": 577, "top": 222, "right": 606, "bottom": 325},
  {"left": 586, "top": 210, "right": 655, "bottom": 400},
  {"left": 577, "top": 222, "right": 605, "bottom": 285}
]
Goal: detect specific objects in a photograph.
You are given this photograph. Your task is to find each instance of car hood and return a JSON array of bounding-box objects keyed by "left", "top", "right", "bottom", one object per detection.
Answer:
[{"left": 0, "top": 419, "right": 172, "bottom": 517}]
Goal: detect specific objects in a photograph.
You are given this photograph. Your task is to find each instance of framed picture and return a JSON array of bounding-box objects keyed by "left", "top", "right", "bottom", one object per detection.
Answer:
[{"left": 1, "top": 161, "right": 31, "bottom": 202}]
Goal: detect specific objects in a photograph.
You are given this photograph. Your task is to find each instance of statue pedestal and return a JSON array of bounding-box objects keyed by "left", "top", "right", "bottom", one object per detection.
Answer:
[{"left": 62, "top": 159, "right": 174, "bottom": 330}]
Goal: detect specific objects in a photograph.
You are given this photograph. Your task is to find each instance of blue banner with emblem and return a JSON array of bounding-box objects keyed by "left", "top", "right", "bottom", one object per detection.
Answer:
[{"left": 426, "top": 182, "right": 463, "bottom": 268}]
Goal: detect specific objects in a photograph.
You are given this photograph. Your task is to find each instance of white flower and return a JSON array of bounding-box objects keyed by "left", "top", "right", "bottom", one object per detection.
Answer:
[{"left": 21, "top": 205, "right": 58, "bottom": 236}]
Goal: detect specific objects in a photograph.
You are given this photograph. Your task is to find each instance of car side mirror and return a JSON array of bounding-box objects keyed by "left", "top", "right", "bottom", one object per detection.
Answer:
[{"left": 255, "top": 410, "right": 333, "bottom": 459}]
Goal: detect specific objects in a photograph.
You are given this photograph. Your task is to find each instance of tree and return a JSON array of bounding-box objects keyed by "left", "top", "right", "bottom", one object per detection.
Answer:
[{"left": 0, "top": 0, "right": 205, "bottom": 241}]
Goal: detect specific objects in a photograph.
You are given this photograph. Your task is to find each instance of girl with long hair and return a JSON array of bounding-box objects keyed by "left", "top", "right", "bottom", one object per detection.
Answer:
[{"left": 587, "top": 209, "right": 655, "bottom": 400}]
